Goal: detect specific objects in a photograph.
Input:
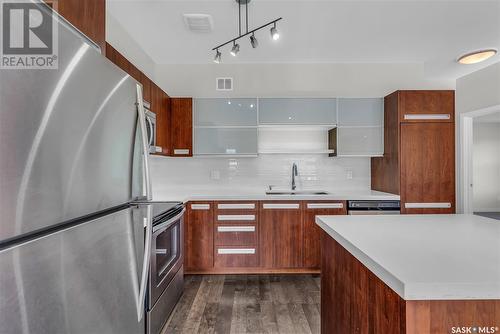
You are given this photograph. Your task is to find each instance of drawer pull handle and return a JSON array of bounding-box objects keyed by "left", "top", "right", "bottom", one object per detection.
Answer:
[
  {"left": 217, "top": 215, "right": 255, "bottom": 221},
  {"left": 307, "top": 203, "right": 343, "bottom": 209},
  {"left": 218, "top": 248, "right": 255, "bottom": 255},
  {"left": 173, "top": 149, "right": 190, "bottom": 155},
  {"left": 217, "top": 203, "right": 255, "bottom": 209},
  {"left": 262, "top": 203, "right": 300, "bottom": 209},
  {"left": 404, "top": 202, "right": 451, "bottom": 209},
  {"left": 404, "top": 114, "right": 450, "bottom": 120},
  {"left": 217, "top": 226, "right": 255, "bottom": 232},
  {"left": 191, "top": 204, "right": 210, "bottom": 210}
]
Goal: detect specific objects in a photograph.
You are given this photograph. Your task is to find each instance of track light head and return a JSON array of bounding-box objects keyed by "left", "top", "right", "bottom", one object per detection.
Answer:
[
  {"left": 230, "top": 42, "right": 240, "bottom": 56},
  {"left": 270, "top": 23, "right": 279, "bottom": 41},
  {"left": 214, "top": 49, "right": 221, "bottom": 63},
  {"left": 250, "top": 34, "right": 258, "bottom": 48}
]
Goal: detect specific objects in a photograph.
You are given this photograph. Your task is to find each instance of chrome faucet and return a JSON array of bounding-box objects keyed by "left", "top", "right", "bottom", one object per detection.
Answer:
[{"left": 291, "top": 163, "right": 298, "bottom": 190}]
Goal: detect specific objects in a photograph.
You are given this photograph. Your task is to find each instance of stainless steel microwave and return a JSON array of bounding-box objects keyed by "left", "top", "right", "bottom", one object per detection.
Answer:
[{"left": 144, "top": 101, "right": 159, "bottom": 154}]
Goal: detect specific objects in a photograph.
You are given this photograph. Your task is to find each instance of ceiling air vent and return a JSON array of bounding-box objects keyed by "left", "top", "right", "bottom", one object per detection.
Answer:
[
  {"left": 183, "top": 14, "right": 214, "bottom": 33},
  {"left": 216, "top": 78, "right": 233, "bottom": 91}
]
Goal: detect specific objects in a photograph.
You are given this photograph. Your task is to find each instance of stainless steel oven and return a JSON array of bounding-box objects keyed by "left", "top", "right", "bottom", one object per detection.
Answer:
[
  {"left": 144, "top": 102, "right": 157, "bottom": 154},
  {"left": 147, "top": 203, "right": 185, "bottom": 334}
]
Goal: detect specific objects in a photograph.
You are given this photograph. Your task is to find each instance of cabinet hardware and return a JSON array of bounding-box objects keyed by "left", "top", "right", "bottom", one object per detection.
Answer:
[
  {"left": 306, "top": 203, "right": 343, "bottom": 209},
  {"left": 191, "top": 204, "right": 210, "bottom": 210},
  {"left": 217, "top": 215, "right": 255, "bottom": 221},
  {"left": 217, "top": 248, "right": 255, "bottom": 255},
  {"left": 173, "top": 149, "right": 190, "bottom": 155},
  {"left": 263, "top": 203, "right": 300, "bottom": 209},
  {"left": 217, "top": 226, "right": 255, "bottom": 232},
  {"left": 404, "top": 114, "right": 450, "bottom": 120},
  {"left": 217, "top": 203, "right": 255, "bottom": 209},
  {"left": 404, "top": 202, "right": 451, "bottom": 209}
]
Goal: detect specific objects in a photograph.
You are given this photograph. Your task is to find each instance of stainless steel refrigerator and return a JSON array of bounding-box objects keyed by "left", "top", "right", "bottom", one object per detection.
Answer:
[{"left": 0, "top": 5, "right": 153, "bottom": 334}]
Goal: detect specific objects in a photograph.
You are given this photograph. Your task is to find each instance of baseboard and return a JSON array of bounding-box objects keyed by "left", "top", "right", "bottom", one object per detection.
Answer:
[{"left": 185, "top": 268, "right": 321, "bottom": 275}]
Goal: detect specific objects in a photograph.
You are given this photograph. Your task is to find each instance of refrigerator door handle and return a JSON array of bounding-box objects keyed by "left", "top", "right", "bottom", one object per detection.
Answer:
[
  {"left": 136, "top": 84, "right": 152, "bottom": 201},
  {"left": 137, "top": 205, "right": 153, "bottom": 322}
]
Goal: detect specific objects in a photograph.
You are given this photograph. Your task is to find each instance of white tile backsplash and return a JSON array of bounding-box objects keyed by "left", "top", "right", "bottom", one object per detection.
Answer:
[{"left": 150, "top": 154, "right": 371, "bottom": 199}]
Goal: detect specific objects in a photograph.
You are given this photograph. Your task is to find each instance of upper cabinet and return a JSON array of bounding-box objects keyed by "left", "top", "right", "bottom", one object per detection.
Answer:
[
  {"left": 171, "top": 98, "right": 193, "bottom": 157},
  {"left": 193, "top": 98, "right": 258, "bottom": 156},
  {"left": 335, "top": 98, "right": 384, "bottom": 157},
  {"left": 50, "top": 0, "right": 106, "bottom": 53},
  {"left": 194, "top": 98, "right": 257, "bottom": 126},
  {"left": 259, "top": 98, "right": 337, "bottom": 125},
  {"left": 399, "top": 90, "right": 454, "bottom": 123}
]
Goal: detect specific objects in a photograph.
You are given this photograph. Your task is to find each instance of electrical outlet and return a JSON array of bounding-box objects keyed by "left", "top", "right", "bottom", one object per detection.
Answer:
[
  {"left": 210, "top": 170, "right": 220, "bottom": 180},
  {"left": 346, "top": 170, "right": 353, "bottom": 179}
]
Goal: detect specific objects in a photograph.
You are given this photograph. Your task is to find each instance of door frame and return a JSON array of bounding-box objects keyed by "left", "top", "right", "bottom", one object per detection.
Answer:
[{"left": 459, "top": 104, "right": 500, "bottom": 214}]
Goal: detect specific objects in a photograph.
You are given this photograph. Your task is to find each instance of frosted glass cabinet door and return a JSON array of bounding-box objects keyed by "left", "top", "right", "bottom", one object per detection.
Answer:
[
  {"left": 194, "top": 128, "right": 258, "bottom": 155},
  {"left": 259, "top": 98, "right": 336, "bottom": 125},
  {"left": 337, "top": 98, "right": 383, "bottom": 126},
  {"left": 337, "top": 127, "right": 384, "bottom": 156},
  {"left": 194, "top": 98, "right": 258, "bottom": 126}
]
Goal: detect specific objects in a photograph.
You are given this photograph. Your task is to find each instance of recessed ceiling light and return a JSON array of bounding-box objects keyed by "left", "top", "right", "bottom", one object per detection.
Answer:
[{"left": 457, "top": 49, "right": 497, "bottom": 64}]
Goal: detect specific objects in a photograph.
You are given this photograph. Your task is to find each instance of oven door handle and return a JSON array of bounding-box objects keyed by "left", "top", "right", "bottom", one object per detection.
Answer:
[
  {"left": 136, "top": 205, "right": 153, "bottom": 322},
  {"left": 153, "top": 209, "right": 186, "bottom": 234}
]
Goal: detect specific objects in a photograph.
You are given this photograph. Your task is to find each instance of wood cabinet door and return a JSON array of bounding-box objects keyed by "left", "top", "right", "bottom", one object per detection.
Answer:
[
  {"left": 170, "top": 98, "right": 193, "bottom": 157},
  {"left": 303, "top": 201, "right": 346, "bottom": 269},
  {"left": 400, "top": 123, "right": 455, "bottom": 214},
  {"left": 140, "top": 73, "right": 151, "bottom": 103},
  {"left": 185, "top": 202, "right": 214, "bottom": 271},
  {"left": 399, "top": 90, "right": 455, "bottom": 123},
  {"left": 259, "top": 201, "right": 303, "bottom": 268},
  {"left": 53, "top": 0, "right": 105, "bottom": 53}
]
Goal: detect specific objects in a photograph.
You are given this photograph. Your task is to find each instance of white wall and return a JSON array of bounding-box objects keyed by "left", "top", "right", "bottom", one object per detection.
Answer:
[
  {"left": 150, "top": 155, "right": 370, "bottom": 200},
  {"left": 155, "top": 63, "right": 454, "bottom": 98},
  {"left": 456, "top": 62, "right": 500, "bottom": 212},
  {"left": 473, "top": 122, "right": 500, "bottom": 212},
  {"left": 105, "top": 13, "right": 156, "bottom": 79}
]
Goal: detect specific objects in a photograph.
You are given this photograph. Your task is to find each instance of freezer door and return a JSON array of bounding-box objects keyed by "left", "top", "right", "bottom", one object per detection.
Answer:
[
  {"left": 0, "top": 4, "right": 147, "bottom": 241},
  {"left": 0, "top": 204, "right": 151, "bottom": 334}
]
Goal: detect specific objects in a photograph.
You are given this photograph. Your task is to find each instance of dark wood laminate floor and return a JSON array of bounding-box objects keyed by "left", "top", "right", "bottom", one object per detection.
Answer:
[{"left": 162, "top": 274, "right": 321, "bottom": 334}]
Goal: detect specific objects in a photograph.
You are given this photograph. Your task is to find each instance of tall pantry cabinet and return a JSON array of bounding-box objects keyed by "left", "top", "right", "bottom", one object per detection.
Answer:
[{"left": 371, "top": 90, "right": 456, "bottom": 214}]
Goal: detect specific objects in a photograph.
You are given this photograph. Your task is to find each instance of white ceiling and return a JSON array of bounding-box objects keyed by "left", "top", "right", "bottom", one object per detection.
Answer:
[{"left": 107, "top": 0, "right": 500, "bottom": 81}]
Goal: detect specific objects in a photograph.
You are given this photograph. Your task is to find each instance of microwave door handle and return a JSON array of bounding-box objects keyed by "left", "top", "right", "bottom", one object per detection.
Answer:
[
  {"left": 136, "top": 84, "right": 152, "bottom": 200},
  {"left": 136, "top": 205, "right": 153, "bottom": 322}
]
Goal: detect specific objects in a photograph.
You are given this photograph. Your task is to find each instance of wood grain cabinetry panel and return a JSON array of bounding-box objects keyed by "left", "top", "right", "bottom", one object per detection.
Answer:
[
  {"left": 152, "top": 83, "right": 171, "bottom": 156},
  {"left": 303, "top": 201, "right": 346, "bottom": 269},
  {"left": 140, "top": 73, "right": 151, "bottom": 103},
  {"left": 53, "top": 0, "right": 105, "bottom": 53},
  {"left": 170, "top": 98, "right": 193, "bottom": 157},
  {"left": 214, "top": 247, "right": 259, "bottom": 267},
  {"left": 185, "top": 201, "right": 214, "bottom": 271},
  {"left": 399, "top": 90, "right": 455, "bottom": 123},
  {"left": 260, "top": 201, "right": 303, "bottom": 268},
  {"left": 371, "top": 91, "right": 400, "bottom": 195},
  {"left": 400, "top": 122, "right": 455, "bottom": 214}
]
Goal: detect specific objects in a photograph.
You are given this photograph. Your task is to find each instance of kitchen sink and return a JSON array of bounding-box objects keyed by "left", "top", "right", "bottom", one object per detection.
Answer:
[{"left": 265, "top": 190, "right": 330, "bottom": 195}]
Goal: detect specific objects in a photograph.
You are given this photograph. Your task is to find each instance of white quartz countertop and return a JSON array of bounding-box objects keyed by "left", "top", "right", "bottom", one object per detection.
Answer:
[
  {"left": 152, "top": 187, "right": 399, "bottom": 203},
  {"left": 316, "top": 214, "right": 500, "bottom": 300}
]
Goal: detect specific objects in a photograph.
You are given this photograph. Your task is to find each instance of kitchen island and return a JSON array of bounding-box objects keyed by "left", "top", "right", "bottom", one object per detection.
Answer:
[{"left": 316, "top": 214, "right": 500, "bottom": 334}]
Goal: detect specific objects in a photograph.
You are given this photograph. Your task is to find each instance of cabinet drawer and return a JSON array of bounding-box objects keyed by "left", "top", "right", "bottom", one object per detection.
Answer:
[
  {"left": 216, "top": 202, "right": 257, "bottom": 210},
  {"left": 215, "top": 247, "right": 259, "bottom": 267},
  {"left": 215, "top": 225, "right": 257, "bottom": 246},
  {"left": 216, "top": 214, "right": 256, "bottom": 222}
]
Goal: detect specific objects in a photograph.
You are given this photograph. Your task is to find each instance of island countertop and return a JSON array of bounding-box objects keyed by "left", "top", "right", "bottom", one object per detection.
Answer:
[{"left": 316, "top": 214, "right": 500, "bottom": 300}]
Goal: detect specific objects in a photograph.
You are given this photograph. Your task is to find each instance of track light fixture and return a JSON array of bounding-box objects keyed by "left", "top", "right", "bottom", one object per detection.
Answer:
[
  {"left": 213, "top": 49, "right": 221, "bottom": 63},
  {"left": 230, "top": 42, "right": 240, "bottom": 56},
  {"left": 270, "top": 23, "right": 279, "bottom": 41},
  {"left": 250, "top": 33, "right": 258, "bottom": 48},
  {"left": 212, "top": 0, "right": 282, "bottom": 63}
]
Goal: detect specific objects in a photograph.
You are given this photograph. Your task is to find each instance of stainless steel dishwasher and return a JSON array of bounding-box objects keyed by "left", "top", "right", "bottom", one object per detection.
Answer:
[{"left": 347, "top": 200, "right": 401, "bottom": 215}]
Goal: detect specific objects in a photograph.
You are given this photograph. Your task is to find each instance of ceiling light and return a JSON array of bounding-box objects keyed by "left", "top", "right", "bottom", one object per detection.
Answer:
[
  {"left": 213, "top": 49, "right": 221, "bottom": 63},
  {"left": 270, "top": 23, "right": 279, "bottom": 41},
  {"left": 457, "top": 49, "right": 497, "bottom": 64},
  {"left": 230, "top": 42, "right": 240, "bottom": 56},
  {"left": 250, "top": 33, "right": 258, "bottom": 48}
]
